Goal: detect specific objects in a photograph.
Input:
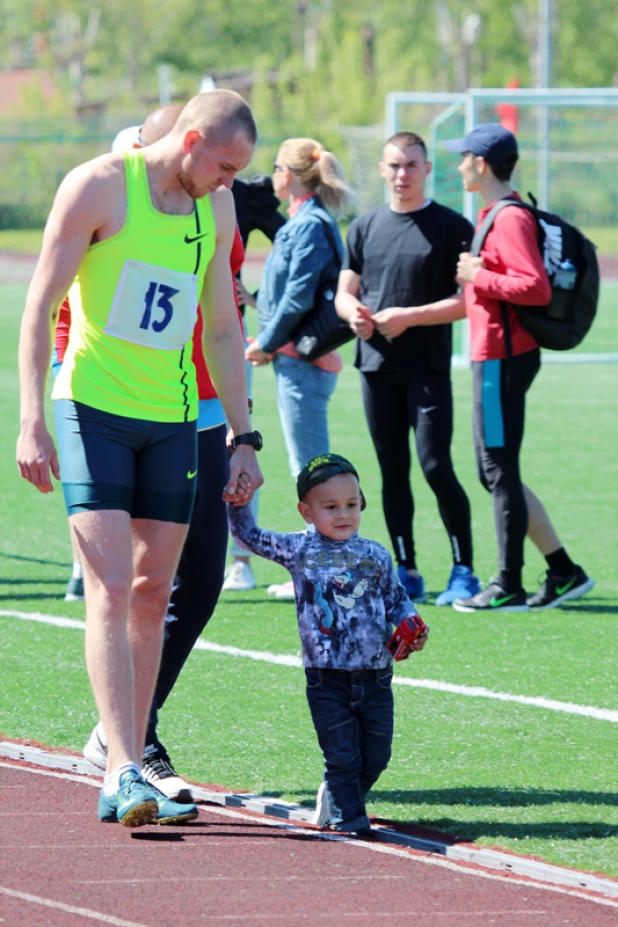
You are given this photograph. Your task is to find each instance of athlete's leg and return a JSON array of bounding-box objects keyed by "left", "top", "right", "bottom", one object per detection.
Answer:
[
  {"left": 360, "top": 371, "right": 415, "bottom": 568},
  {"left": 523, "top": 484, "right": 561, "bottom": 555},
  {"left": 472, "top": 351, "right": 540, "bottom": 591},
  {"left": 128, "top": 418, "right": 197, "bottom": 757},
  {"left": 129, "top": 518, "right": 190, "bottom": 760},
  {"left": 523, "top": 482, "right": 594, "bottom": 608},
  {"left": 71, "top": 509, "right": 137, "bottom": 773},
  {"left": 411, "top": 373, "right": 473, "bottom": 568},
  {"left": 146, "top": 425, "right": 229, "bottom": 746}
]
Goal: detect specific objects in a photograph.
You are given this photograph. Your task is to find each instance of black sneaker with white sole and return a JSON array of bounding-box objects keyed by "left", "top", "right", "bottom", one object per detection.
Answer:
[
  {"left": 453, "top": 581, "right": 529, "bottom": 613},
  {"left": 527, "top": 566, "right": 595, "bottom": 610},
  {"left": 142, "top": 744, "right": 194, "bottom": 804}
]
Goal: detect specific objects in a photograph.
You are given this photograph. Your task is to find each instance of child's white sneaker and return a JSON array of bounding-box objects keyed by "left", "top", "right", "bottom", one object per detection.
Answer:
[
  {"left": 266, "top": 580, "right": 295, "bottom": 600},
  {"left": 312, "top": 781, "right": 331, "bottom": 827},
  {"left": 222, "top": 561, "right": 256, "bottom": 592}
]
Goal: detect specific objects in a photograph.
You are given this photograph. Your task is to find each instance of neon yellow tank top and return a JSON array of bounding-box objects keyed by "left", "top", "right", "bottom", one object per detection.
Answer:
[{"left": 52, "top": 150, "right": 216, "bottom": 422}]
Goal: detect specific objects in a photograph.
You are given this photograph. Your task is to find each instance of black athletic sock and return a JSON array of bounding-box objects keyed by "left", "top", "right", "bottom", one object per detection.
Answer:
[
  {"left": 498, "top": 570, "right": 523, "bottom": 594},
  {"left": 545, "top": 547, "right": 576, "bottom": 577}
]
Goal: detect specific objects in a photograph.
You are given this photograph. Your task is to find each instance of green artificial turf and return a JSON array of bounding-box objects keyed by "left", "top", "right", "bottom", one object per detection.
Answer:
[{"left": 1, "top": 281, "right": 617, "bottom": 877}]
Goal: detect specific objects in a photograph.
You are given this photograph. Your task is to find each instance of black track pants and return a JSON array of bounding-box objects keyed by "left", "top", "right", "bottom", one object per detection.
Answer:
[
  {"left": 472, "top": 349, "right": 541, "bottom": 575},
  {"left": 145, "top": 424, "right": 229, "bottom": 748},
  {"left": 360, "top": 370, "right": 473, "bottom": 570}
]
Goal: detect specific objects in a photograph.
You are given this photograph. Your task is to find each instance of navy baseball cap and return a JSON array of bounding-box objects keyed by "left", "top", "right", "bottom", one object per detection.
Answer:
[
  {"left": 297, "top": 453, "right": 366, "bottom": 509},
  {"left": 444, "top": 123, "right": 518, "bottom": 164}
]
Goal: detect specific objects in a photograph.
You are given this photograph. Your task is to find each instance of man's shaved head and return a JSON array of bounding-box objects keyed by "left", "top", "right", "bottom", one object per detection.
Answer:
[
  {"left": 140, "top": 104, "right": 184, "bottom": 146},
  {"left": 173, "top": 89, "right": 257, "bottom": 148}
]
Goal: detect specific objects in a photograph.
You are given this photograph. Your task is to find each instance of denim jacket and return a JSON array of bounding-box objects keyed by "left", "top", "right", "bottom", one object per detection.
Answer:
[{"left": 256, "top": 196, "right": 343, "bottom": 354}]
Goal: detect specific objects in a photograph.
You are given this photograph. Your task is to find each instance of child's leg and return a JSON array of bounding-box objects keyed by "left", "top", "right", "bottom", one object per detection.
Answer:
[
  {"left": 305, "top": 668, "right": 370, "bottom": 833},
  {"left": 358, "top": 669, "right": 394, "bottom": 798}
]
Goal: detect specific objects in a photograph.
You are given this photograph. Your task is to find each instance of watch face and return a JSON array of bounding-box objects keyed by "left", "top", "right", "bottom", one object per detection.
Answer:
[{"left": 254, "top": 430, "right": 263, "bottom": 451}]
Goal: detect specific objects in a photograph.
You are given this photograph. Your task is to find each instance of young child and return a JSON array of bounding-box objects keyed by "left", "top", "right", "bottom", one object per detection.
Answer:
[{"left": 227, "top": 452, "right": 429, "bottom": 837}]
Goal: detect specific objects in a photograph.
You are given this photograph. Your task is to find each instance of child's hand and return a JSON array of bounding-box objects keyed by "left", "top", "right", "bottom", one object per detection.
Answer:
[
  {"left": 397, "top": 628, "right": 429, "bottom": 661},
  {"left": 409, "top": 626, "right": 429, "bottom": 652},
  {"left": 387, "top": 615, "right": 429, "bottom": 661},
  {"left": 224, "top": 469, "right": 253, "bottom": 507}
]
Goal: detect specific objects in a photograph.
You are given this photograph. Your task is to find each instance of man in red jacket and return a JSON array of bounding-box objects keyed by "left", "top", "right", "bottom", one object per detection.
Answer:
[{"left": 444, "top": 123, "right": 593, "bottom": 612}]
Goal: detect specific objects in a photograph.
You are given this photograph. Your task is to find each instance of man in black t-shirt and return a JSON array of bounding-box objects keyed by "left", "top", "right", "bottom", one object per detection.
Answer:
[{"left": 335, "top": 131, "right": 480, "bottom": 606}]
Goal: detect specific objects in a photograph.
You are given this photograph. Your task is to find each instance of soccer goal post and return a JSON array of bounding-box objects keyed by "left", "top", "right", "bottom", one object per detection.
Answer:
[{"left": 383, "top": 88, "right": 618, "bottom": 365}]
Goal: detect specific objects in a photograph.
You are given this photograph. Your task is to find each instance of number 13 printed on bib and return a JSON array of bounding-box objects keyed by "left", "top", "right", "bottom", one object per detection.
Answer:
[{"left": 105, "top": 260, "right": 199, "bottom": 351}]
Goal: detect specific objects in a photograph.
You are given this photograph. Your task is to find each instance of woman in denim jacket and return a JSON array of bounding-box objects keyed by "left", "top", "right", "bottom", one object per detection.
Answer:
[
  {"left": 244, "top": 138, "right": 354, "bottom": 598},
  {"left": 245, "top": 137, "right": 353, "bottom": 467}
]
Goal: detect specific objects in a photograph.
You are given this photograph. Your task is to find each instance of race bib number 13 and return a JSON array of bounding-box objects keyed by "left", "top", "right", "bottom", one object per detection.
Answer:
[{"left": 105, "top": 260, "right": 199, "bottom": 351}]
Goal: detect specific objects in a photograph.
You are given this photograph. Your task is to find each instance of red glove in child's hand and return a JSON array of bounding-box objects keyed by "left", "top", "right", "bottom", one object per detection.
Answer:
[{"left": 387, "top": 614, "right": 429, "bottom": 662}]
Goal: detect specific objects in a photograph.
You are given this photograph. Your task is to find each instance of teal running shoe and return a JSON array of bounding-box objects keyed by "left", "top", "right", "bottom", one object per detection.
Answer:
[
  {"left": 99, "top": 771, "right": 198, "bottom": 826},
  {"left": 152, "top": 790, "right": 199, "bottom": 825},
  {"left": 98, "top": 769, "right": 158, "bottom": 827}
]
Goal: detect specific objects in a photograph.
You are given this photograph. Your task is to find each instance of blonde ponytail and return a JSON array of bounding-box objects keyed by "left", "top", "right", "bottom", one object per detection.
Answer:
[{"left": 279, "top": 137, "right": 355, "bottom": 217}]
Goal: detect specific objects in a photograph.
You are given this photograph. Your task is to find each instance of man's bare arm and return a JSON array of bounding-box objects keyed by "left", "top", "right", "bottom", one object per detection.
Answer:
[
  {"left": 335, "top": 269, "right": 375, "bottom": 340},
  {"left": 17, "top": 163, "right": 111, "bottom": 491},
  {"left": 200, "top": 190, "right": 263, "bottom": 502}
]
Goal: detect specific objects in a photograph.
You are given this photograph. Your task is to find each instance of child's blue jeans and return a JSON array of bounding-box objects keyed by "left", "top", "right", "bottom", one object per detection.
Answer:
[{"left": 305, "top": 667, "right": 394, "bottom": 833}]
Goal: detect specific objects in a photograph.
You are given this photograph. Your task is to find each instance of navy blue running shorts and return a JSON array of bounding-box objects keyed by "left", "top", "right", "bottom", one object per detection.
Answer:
[{"left": 53, "top": 399, "right": 198, "bottom": 524}]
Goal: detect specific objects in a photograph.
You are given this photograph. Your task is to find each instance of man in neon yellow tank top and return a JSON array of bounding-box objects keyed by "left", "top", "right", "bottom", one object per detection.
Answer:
[{"left": 17, "top": 90, "right": 263, "bottom": 827}]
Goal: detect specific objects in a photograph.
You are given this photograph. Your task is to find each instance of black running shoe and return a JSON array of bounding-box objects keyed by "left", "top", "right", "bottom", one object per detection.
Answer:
[
  {"left": 142, "top": 744, "right": 194, "bottom": 803},
  {"left": 453, "top": 581, "right": 529, "bottom": 613},
  {"left": 527, "top": 566, "right": 595, "bottom": 610}
]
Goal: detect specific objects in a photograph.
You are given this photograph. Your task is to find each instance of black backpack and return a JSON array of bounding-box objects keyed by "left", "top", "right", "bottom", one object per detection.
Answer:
[{"left": 471, "top": 196, "right": 599, "bottom": 351}]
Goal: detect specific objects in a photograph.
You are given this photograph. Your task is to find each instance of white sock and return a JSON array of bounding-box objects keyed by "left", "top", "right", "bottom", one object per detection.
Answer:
[
  {"left": 103, "top": 762, "right": 141, "bottom": 796},
  {"left": 72, "top": 562, "right": 83, "bottom": 580}
]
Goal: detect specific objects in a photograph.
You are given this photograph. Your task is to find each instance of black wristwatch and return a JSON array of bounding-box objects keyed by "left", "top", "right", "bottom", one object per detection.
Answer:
[{"left": 230, "top": 430, "right": 263, "bottom": 452}]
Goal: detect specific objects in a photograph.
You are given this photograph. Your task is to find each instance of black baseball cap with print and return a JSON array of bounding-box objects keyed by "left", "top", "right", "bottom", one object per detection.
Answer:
[
  {"left": 444, "top": 122, "right": 518, "bottom": 165},
  {"left": 297, "top": 453, "right": 366, "bottom": 510}
]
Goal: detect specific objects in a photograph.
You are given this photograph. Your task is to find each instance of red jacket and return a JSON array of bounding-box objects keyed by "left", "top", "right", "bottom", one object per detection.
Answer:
[
  {"left": 466, "top": 194, "right": 552, "bottom": 361},
  {"left": 55, "top": 225, "right": 246, "bottom": 401}
]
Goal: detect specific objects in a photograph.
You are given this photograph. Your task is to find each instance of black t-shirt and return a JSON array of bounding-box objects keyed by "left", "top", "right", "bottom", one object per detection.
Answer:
[{"left": 344, "top": 201, "right": 474, "bottom": 377}]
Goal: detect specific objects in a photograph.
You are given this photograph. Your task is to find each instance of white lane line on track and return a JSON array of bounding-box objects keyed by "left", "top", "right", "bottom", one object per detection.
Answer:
[
  {"left": 0, "top": 886, "right": 152, "bottom": 927},
  {"left": 0, "top": 761, "right": 101, "bottom": 787},
  {"left": 4, "top": 762, "right": 618, "bottom": 910},
  {"left": 3, "top": 608, "right": 618, "bottom": 723}
]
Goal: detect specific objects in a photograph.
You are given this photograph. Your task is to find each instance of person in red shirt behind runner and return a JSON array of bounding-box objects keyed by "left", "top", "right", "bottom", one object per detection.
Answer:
[
  {"left": 54, "top": 106, "right": 250, "bottom": 802},
  {"left": 442, "top": 123, "right": 593, "bottom": 612}
]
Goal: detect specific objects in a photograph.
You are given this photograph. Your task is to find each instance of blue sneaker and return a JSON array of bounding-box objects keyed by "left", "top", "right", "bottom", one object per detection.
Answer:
[
  {"left": 98, "top": 769, "right": 158, "bottom": 828},
  {"left": 98, "top": 770, "right": 198, "bottom": 827},
  {"left": 435, "top": 565, "right": 481, "bottom": 607},
  {"left": 397, "top": 566, "right": 428, "bottom": 603}
]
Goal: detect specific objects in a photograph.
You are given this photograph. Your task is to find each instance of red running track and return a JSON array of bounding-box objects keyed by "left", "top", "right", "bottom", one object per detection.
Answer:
[{"left": 1, "top": 761, "right": 617, "bottom": 927}]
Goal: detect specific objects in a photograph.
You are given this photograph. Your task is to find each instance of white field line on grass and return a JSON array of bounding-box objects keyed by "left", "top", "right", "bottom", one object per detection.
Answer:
[{"left": 2, "top": 607, "right": 618, "bottom": 724}]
